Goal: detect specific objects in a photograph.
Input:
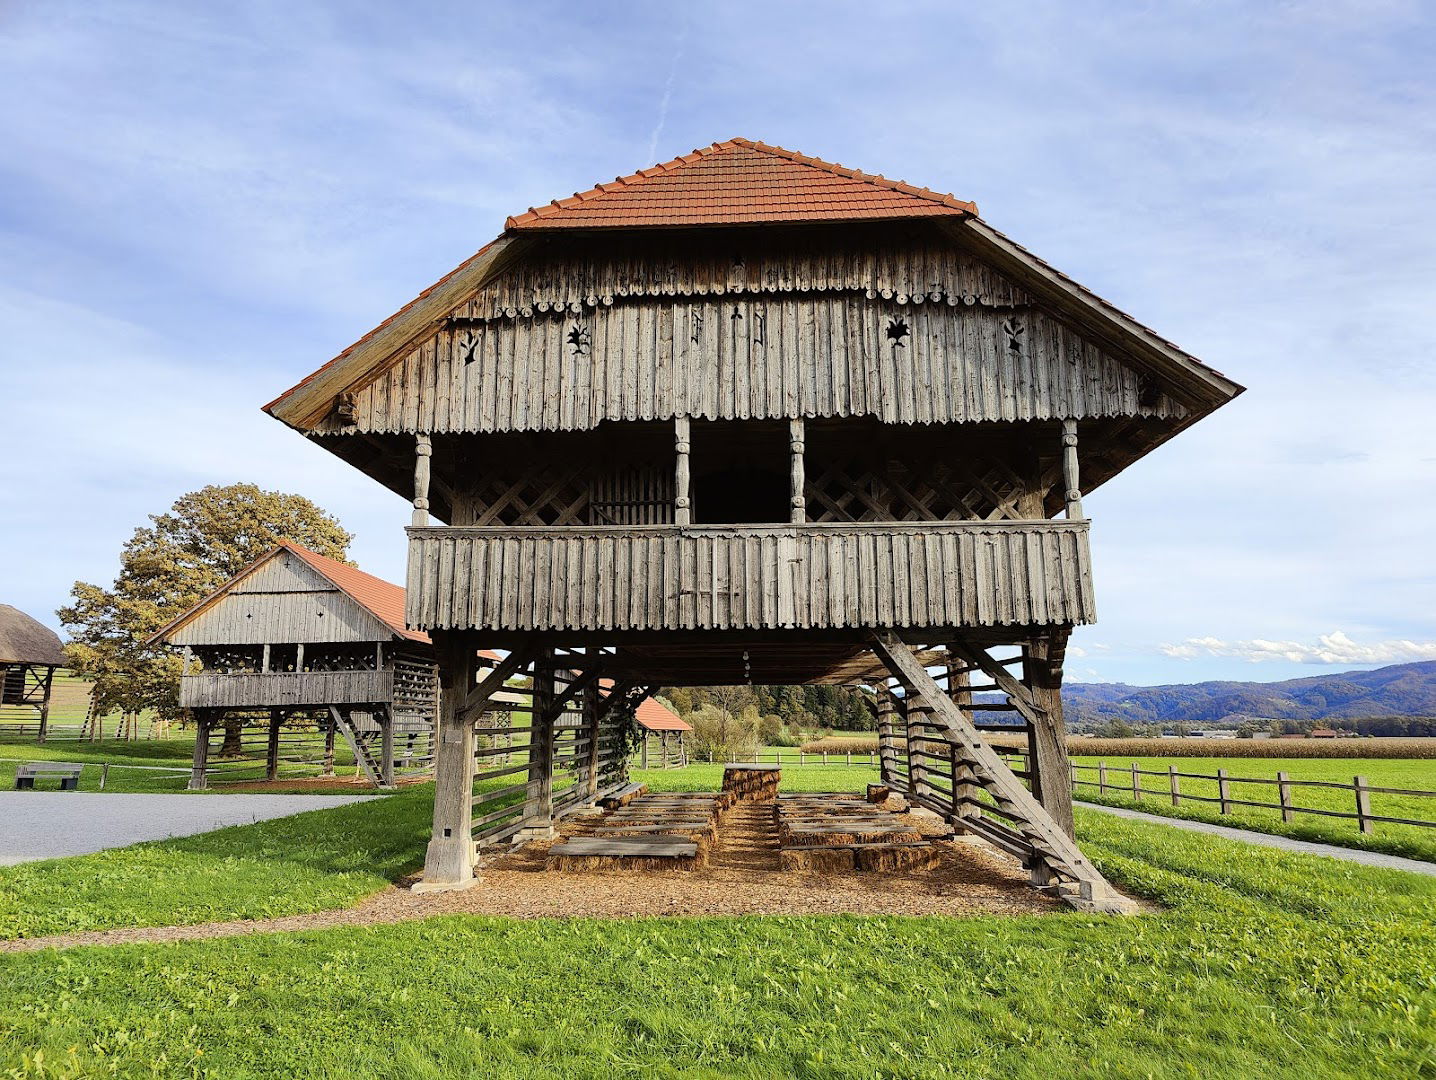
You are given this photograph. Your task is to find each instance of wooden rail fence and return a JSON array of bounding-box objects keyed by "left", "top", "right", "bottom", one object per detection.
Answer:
[{"left": 1038, "top": 757, "right": 1436, "bottom": 837}]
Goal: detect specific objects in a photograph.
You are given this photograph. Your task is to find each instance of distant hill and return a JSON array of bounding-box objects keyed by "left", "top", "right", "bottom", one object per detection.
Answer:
[{"left": 1060, "top": 660, "right": 1436, "bottom": 729}]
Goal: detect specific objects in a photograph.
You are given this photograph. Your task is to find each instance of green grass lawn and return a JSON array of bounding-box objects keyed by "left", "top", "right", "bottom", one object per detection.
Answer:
[
  {"left": 1067, "top": 755, "right": 1436, "bottom": 863},
  {"left": 0, "top": 801, "right": 1432, "bottom": 1078}
]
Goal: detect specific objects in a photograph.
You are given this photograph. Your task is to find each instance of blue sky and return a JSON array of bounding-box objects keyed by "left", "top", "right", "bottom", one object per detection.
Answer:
[{"left": 1, "top": 1, "right": 1433, "bottom": 685}]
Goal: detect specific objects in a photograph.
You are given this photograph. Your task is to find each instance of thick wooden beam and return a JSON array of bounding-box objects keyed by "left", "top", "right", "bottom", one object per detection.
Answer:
[
  {"left": 520, "top": 648, "right": 557, "bottom": 839},
  {"left": 1023, "top": 630, "right": 1075, "bottom": 838},
  {"left": 416, "top": 634, "right": 479, "bottom": 892},
  {"left": 1061, "top": 419, "right": 1083, "bottom": 520},
  {"left": 188, "top": 711, "right": 211, "bottom": 790},
  {"left": 461, "top": 644, "right": 535, "bottom": 722}
]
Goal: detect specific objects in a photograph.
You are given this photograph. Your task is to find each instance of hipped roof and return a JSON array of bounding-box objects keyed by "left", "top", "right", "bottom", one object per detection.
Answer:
[
  {"left": 0, "top": 605, "right": 65, "bottom": 667},
  {"left": 264, "top": 138, "right": 1241, "bottom": 433}
]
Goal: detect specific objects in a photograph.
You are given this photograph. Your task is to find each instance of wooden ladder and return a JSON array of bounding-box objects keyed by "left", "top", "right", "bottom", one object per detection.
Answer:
[
  {"left": 329, "top": 706, "right": 386, "bottom": 789},
  {"left": 869, "top": 631, "right": 1133, "bottom": 914}
]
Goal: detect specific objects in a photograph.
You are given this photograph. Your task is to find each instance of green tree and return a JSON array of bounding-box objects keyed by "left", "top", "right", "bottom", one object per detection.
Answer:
[{"left": 59, "top": 484, "right": 353, "bottom": 737}]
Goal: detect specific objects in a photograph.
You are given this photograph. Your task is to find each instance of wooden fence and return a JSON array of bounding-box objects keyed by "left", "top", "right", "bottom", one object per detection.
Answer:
[{"left": 1054, "top": 757, "right": 1436, "bottom": 836}]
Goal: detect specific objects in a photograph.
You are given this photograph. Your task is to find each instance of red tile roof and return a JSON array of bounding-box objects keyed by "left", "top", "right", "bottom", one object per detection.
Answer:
[
  {"left": 637, "top": 697, "right": 691, "bottom": 732},
  {"left": 505, "top": 138, "right": 977, "bottom": 231},
  {"left": 280, "top": 542, "right": 430, "bottom": 644}
]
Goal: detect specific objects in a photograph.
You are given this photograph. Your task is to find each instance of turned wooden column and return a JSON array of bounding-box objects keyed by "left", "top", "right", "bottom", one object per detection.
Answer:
[
  {"left": 418, "top": 633, "right": 478, "bottom": 890},
  {"left": 789, "top": 417, "right": 806, "bottom": 524},
  {"left": 1061, "top": 419, "right": 1083, "bottom": 520},
  {"left": 413, "top": 434, "right": 432, "bottom": 526},
  {"left": 674, "top": 417, "right": 691, "bottom": 525}
]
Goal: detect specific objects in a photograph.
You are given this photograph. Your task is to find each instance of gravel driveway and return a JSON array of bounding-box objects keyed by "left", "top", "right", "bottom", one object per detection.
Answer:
[{"left": 0, "top": 792, "right": 378, "bottom": 865}]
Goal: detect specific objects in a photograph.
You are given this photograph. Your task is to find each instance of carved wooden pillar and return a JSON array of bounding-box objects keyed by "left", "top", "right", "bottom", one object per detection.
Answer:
[
  {"left": 1061, "top": 419, "right": 1083, "bottom": 520},
  {"left": 789, "top": 418, "right": 806, "bottom": 524},
  {"left": 418, "top": 632, "right": 477, "bottom": 891},
  {"left": 413, "top": 433, "right": 432, "bottom": 527},
  {"left": 674, "top": 416, "right": 692, "bottom": 525}
]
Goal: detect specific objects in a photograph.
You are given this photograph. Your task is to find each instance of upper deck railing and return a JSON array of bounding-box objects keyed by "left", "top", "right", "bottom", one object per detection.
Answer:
[
  {"left": 405, "top": 520, "right": 1094, "bottom": 634},
  {"left": 178, "top": 670, "right": 395, "bottom": 710}
]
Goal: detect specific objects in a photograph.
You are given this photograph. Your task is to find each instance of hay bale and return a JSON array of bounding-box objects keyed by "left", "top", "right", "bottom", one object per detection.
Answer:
[
  {"left": 721, "top": 765, "right": 781, "bottom": 802},
  {"left": 546, "top": 836, "right": 703, "bottom": 872},
  {"left": 780, "top": 846, "right": 857, "bottom": 872},
  {"left": 866, "top": 783, "right": 891, "bottom": 804},
  {"left": 854, "top": 844, "right": 942, "bottom": 873},
  {"left": 779, "top": 824, "right": 924, "bottom": 847}
]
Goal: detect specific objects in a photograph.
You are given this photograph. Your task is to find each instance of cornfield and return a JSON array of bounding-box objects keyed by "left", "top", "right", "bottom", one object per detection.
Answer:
[{"left": 801, "top": 734, "right": 1436, "bottom": 759}]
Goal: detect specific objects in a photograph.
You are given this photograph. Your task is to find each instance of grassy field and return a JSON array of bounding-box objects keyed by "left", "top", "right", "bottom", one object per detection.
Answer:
[
  {"left": 1067, "top": 755, "right": 1436, "bottom": 863},
  {"left": 0, "top": 799, "right": 1432, "bottom": 1077}
]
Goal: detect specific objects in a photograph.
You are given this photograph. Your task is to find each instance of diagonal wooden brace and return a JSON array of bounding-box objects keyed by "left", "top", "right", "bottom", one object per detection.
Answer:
[{"left": 869, "top": 631, "right": 1133, "bottom": 914}]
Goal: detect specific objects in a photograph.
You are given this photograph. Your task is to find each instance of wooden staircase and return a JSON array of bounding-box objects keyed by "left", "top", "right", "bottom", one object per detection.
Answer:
[
  {"left": 329, "top": 706, "right": 389, "bottom": 789},
  {"left": 869, "top": 631, "right": 1133, "bottom": 914}
]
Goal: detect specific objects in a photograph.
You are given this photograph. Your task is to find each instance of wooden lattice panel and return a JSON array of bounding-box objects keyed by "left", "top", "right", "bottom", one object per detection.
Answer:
[
  {"left": 467, "top": 463, "right": 591, "bottom": 526},
  {"left": 806, "top": 455, "right": 1033, "bottom": 522}
]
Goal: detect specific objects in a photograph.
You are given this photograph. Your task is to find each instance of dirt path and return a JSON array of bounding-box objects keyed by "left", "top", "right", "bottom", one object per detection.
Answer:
[{"left": 2, "top": 800, "right": 1062, "bottom": 953}]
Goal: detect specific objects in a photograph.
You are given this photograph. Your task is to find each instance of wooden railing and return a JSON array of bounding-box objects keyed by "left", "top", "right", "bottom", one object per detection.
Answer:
[
  {"left": 406, "top": 520, "right": 1094, "bottom": 633},
  {"left": 178, "top": 670, "right": 394, "bottom": 709}
]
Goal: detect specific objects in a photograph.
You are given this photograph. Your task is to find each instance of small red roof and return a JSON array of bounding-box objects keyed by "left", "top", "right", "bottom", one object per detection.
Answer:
[
  {"left": 637, "top": 697, "right": 691, "bottom": 732},
  {"left": 506, "top": 138, "right": 977, "bottom": 231}
]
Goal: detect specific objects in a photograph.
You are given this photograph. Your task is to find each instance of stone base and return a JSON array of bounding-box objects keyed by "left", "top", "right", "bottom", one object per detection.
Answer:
[{"left": 514, "top": 824, "right": 557, "bottom": 843}]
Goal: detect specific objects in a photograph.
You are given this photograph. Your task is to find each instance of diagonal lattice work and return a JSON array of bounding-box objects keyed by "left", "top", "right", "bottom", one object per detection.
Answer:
[
  {"left": 806, "top": 454, "right": 1033, "bottom": 522},
  {"left": 868, "top": 631, "right": 1134, "bottom": 914}
]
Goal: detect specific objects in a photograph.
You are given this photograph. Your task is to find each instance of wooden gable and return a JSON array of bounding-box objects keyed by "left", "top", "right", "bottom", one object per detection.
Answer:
[{"left": 163, "top": 549, "right": 397, "bottom": 647}]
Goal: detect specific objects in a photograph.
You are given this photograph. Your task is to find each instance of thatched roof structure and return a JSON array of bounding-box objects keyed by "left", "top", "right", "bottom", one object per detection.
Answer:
[{"left": 0, "top": 605, "right": 65, "bottom": 667}]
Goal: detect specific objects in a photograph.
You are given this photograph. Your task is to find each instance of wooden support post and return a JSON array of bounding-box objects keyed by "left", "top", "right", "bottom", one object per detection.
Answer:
[
  {"left": 789, "top": 417, "right": 806, "bottom": 524},
  {"left": 875, "top": 687, "right": 898, "bottom": 785},
  {"left": 582, "top": 680, "right": 602, "bottom": 798},
  {"left": 1131, "top": 761, "right": 1142, "bottom": 801},
  {"left": 1061, "top": 418, "right": 1083, "bottom": 520},
  {"left": 266, "top": 708, "right": 282, "bottom": 782},
  {"left": 1023, "top": 631, "right": 1076, "bottom": 838},
  {"left": 416, "top": 634, "right": 478, "bottom": 892},
  {"left": 1169, "top": 764, "right": 1181, "bottom": 807},
  {"left": 521, "top": 649, "right": 557, "bottom": 839},
  {"left": 323, "top": 716, "right": 337, "bottom": 777},
  {"left": 945, "top": 653, "right": 981, "bottom": 826},
  {"left": 36, "top": 667, "right": 52, "bottom": 743},
  {"left": 413, "top": 433, "right": 432, "bottom": 527},
  {"left": 660, "top": 730, "right": 671, "bottom": 769},
  {"left": 641, "top": 730, "right": 650, "bottom": 769},
  {"left": 1354, "top": 775, "right": 1374, "bottom": 834},
  {"left": 1277, "top": 771, "right": 1293, "bottom": 822},
  {"left": 1217, "top": 768, "right": 1230, "bottom": 814},
  {"left": 674, "top": 416, "right": 691, "bottom": 525},
  {"left": 1098, "top": 759, "right": 1107, "bottom": 795},
  {"left": 907, "top": 697, "right": 930, "bottom": 801},
  {"left": 380, "top": 706, "right": 395, "bottom": 789},
  {"left": 295, "top": 643, "right": 305, "bottom": 671},
  {"left": 188, "top": 712, "right": 211, "bottom": 790},
  {"left": 261, "top": 644, "right": 271, "bottom": 673}
]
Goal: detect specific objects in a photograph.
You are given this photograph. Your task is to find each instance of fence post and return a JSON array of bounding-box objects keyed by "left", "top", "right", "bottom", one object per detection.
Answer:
[
  {"left": 1098, "top": 760, "right": 1107, "bottom": 796},
  {"left": 1168, "top": 765, "right": 1180, "bottom": 807},
  {"left": 1070, "top": 761, "right": 1077, "bottom": 794},
  {"left": 823, "top": 751, "right": 829, "bottom": 764},
  {"left": 1217, "top": 768, "right": 1231, "bottom": 815},
  {"left": 1131, "top": 762, "right": 1142, "bottom": 801},
  {"left": 1277, "top": 771, "right": 1293, "bottom": 822},
  {"left": 846, "top": 751, "right": 852, "bottom": 766},
  {"left": 100, "top": 763, "right": 109, "bottom": 791},
  {"left": 799, "top": 752, "right": 805, "bottom": 766},
  {"left": 1354, "top": 775, "right": 1374, "bottom": 834}
]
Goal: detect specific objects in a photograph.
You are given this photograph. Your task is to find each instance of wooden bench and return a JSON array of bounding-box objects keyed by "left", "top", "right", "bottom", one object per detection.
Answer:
[{"left": 15, "top": 762, "right": 83, "bottom": 791}]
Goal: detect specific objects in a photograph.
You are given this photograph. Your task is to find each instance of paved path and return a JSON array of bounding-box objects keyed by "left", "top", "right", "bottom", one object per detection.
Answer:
[
  {"left": 1077, "top": 801, "right": 1436, "bottom": 877},
  {"left": 0, "top": 792, "right": 378, "bottom": 865}
]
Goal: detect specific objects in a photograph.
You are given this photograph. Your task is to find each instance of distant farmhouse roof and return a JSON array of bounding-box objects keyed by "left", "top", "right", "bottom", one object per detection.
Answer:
[
  {"left": 636, "top": 698, "right": 691, "bottom": 733},
  {"left": 150, "top": 542, "right": 431, "bottom": 646},
  {"left": 0, "top": 605, "right": 65, "bottom": 667}
]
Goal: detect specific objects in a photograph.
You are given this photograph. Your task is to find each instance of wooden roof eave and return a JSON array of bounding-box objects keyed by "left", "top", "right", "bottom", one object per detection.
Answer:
[
  {"left": 940, "top": 218, "right": 1245, "bottom": 415},
  {"left": 263, "top": 234, "right": 530, "bottom": 433}
]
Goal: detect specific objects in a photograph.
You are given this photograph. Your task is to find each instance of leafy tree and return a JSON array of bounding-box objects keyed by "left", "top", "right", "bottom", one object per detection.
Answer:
[
  {"left": 687, "top": 704, "right": 760, "bottom": 763},
  {"left": 59, "top": 484, "right": 353, "bottom": 742}
]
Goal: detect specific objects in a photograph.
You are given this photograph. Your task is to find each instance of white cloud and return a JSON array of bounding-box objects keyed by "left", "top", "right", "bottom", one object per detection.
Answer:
[{"left": 1159, "top": 632, "right": 1436, "bottom": 666}]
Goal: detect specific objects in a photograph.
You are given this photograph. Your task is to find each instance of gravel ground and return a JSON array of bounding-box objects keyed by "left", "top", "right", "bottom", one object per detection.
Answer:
[{"left": 0, "top": 791, "right": 378, "bottom": 865}]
